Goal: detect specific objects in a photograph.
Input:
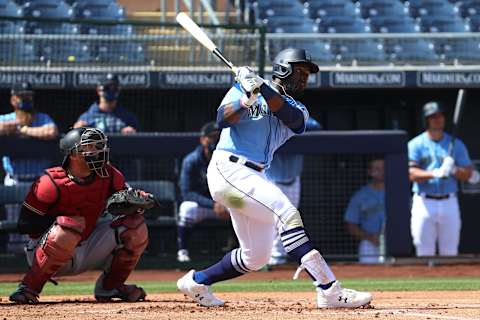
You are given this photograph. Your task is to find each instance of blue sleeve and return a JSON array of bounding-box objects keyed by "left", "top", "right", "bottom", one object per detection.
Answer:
[
  {"left": 39, "top": 113, "right": 56, "bottom": 126},
  {"left": 179, "top": 155, "right": 214, "bottom": 208},
  {"left": 454, "top": 140, "right": 472, "bottom": 167},
  {"left": 306, "top": 117, "right": 322, "bottom": 131},
  {"left": 344, "top": 191, "right": 362, "bottom": 224},
  {"left": 126, "top": 112, "right": 140, "bottom": 130},
  {"left": 408, "top": 139, "right": 421, "bottom": 163},
  {"left": 78, "top": 111, "right": 90, "bottom": 122}
]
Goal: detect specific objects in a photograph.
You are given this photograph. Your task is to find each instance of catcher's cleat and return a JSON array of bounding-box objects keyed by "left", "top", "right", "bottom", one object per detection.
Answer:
[
  {"left": 9, "top": 284, "right": 39, "bottom": 304},
  {"left": 316, "top": 280, "right": 372, "bottom": 308},
  {"left": 177, "top": 270, "right": 224, "bottom": 307},
  {"left": 94, "top": 276, "right": 146, "bottom": 302}
]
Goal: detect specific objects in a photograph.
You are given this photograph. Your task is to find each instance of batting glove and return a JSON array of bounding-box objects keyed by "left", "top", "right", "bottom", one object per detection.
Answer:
[
  {"left": 240, "top": 76, "right": 264, "bottom": 94},
  {"left": 235, "top": 66, "right": 254, "bottom": 82}
]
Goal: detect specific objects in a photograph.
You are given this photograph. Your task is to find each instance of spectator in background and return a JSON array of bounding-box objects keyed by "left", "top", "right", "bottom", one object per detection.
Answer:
[
  {"left": 408, "top": 102, "right": 478, "bottom": 257},
  {"left": 344, "top": 158, "right": 385, "bottom": 264},
  {"left": 73, "top": 73, "right": 139, "bottom": 134},
  {"left": 0, "top": 81, "right": 58, "bottom": 253},
  {"left": 266, "top": 117, "right": 322, "bottom": 266},
  {"left": 176, "top": 122, "right": 231, "bottom": 263}
]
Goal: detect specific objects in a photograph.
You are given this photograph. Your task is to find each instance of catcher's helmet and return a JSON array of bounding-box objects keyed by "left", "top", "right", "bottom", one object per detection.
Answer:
[
  {"left": 60, "top": 127, "right": 110, "bottom": 177},
  {"left": 272, "top": 48, "right": 319, "bottom": 79},
  {"left": 423, "top": 101, "right": 444, "bottom": 118}
]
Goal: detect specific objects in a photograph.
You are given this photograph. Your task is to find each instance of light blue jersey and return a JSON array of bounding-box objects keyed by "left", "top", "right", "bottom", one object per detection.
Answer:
[
  {"left": 267, "top": 117, "right": 321, "bottom": 183},
  {"left": 344, "top": 185, "right": 385, "bottom": 235},
  {"left": 408, "top": 132, "right": 471, "bottom": 194},
  {"left": 0, "top": 112, "right": 56, "bottom": 180},
  {"left": 216, "top": 82, "right": 309, "bottom": 167}
]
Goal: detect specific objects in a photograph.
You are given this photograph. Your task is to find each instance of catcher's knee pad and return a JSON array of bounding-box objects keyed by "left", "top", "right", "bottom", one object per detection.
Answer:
[
  {"left": 103, "top": 214, "right": 148, "bottom": 290},
  {"left": 178, "top": 201, "right": 200, "bottom": 227},
  {"left": 35, "top": 216, "right": 85, "bottom": 274}
]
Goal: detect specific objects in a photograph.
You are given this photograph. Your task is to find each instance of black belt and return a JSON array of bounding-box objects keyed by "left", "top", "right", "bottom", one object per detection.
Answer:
[
  {"left": 424, "top": 194, "right": 450, "bottom": 200},
  {"left": 229, "top": 155, "right": 263, "bottom": 172}
]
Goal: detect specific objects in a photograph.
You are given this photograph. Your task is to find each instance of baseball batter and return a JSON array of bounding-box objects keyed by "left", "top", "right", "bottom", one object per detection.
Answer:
[
  {"left": 177, "top": 48, "right": 372, "bottom": 308},
  {"left": 409, "top": 102, "right": 478, "bottom": 256}
]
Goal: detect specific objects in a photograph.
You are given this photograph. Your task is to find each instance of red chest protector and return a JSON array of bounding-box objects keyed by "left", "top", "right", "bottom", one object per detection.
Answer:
[{"left": 45, "top": 166, "right": 114, "bottom": 240}]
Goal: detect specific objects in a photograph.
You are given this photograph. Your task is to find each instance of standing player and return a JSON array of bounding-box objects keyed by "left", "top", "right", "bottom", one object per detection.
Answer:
[
  {"left": 409, "top": 102, "right": 477, "bottom": 256},
  {"left": 266, "top": 117, "right": 321, "bottom": 266},
  {"left": 9, "top": 127, "right": 151, "bottom": 304},
  {"left": 177, "top": 48, "right": 372, "bottom": 308}
]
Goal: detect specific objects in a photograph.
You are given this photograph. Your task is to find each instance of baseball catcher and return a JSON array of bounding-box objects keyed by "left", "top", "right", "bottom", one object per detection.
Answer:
[{"left": 9, "top": 127, "right": 155, "bottom": 304}]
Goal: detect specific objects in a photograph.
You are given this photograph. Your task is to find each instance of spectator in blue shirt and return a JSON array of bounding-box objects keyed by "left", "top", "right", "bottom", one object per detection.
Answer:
[
  {"left": 73, "top": 73, "right": 139, "bottom": 134},
  {"left": 266, "top": 117, "right": 321, "bottom": 266},
  {"left": 176, "top": 122, "right": 230, "bottom": 262},
  {"left": 0, "top": 82, "right": 58, "bottom": 253},
  {"left": 344, "top": 158, "right": 385, "bottom": 264},
  {"left": 0, "top": 82, "right": 58, "bottom": 184}
]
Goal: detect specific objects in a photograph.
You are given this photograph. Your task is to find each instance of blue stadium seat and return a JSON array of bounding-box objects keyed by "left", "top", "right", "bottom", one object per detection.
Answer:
[
  {"left": 467, "top": 15, "right": 480, "bottom": 31},
  {"left": 305, "top": 0, "right": 360, "bottom": 19},
  {"left": 368, "top": 16, "right": 420, "bottom": 33},
  {"left": 358, "top": 0, "right": 410, "bottom": 18},
  {"left": 72, "top": 1, "right": 125, "bottom": 20},
  {"left": 263, "top": 16, "right": 318, "bottom": 33},
  {"left": 420, "top": 16, "right": 470, "bottom": 32},
  {"left": 335, "top": 40, "right": 387, "bottom": 65},
  {"left": 0, "top": 0, "right": 24, "bottom": 34},
  {"left": 0, "top": 41, "right": 35, "bottom": 62},
  {"left": 408, "top": 0, "right": 460, "bottom": 18},
  {"left": 439, "top": 39, "right": 480, "bottom": 64},
  {"left": 386, "top": 39, "right": 439, "bottom": 64},
  {"left": 460, "top": 1, "right": 480, "bottom": 17},
  {"left": 318, "top": 16, "right": 370, "bottom": 33},
  {"left": 23, "top": 0, "right": 74, "bottom": 34},
  {"left": 254, "top": 0, "right": 299, "bottom": 9},
  {"left": 258, "top": 5, "right": 309, "bottom": 21},
  {"left": 93, "top": 41, "right": 145, "bottom": 64}
]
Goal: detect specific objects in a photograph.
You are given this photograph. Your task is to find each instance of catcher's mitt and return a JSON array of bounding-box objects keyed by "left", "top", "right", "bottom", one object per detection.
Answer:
[{"left": 106, "top": 189, "right": 158, "bottom": 216}]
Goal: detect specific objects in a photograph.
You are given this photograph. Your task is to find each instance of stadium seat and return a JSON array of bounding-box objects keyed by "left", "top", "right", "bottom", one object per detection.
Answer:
[
  {"left": 318, "top": 16, "right": 370, "bottom": 33},
  {"left": 257, "top": 4, "right": 309, "bottom": 21},
  {"left": 263, "top": 16, "right": 318, "bottom": 33},
  {"left": 408, "top": 0, "right": 460, "bottom": 18},
  {"left": 254, "top": 0, "right": 300, "bottom": 9},
  {"left": 459, "top": 0, "right": 480, "bottom": 17},
  {"left": 358, "top": 0, "right": 410, "bottom": 18},
  {"left": 335, "top": 40, "right": 387, "bottom": 65},
  {"left": 72, "top": 1, "right": 125, "bottom": 20},
  {"left": 0, "top": 0, "right": 24, "bottom": 33},
  {"left": 385, "top": 39, "right": 439, "bottom": 65},
  {"left": 439, "top": 39, "right": 480, "bottom": 64},
  {"left": 368, "top": 16, "right": 420, "bottom": 33},
  {"left": 0, "top": 41, "right": 35, "bottom": 62},
  {"left": 305, "top": 0, "right": 360, "bottom": 19},
  {"left": 467, "top": 15, "right": 480, "bottom": 31},
  {"left": 93, "top": 41, "right": 145, "bottom": 64},
  {"left": 420, "top": 16, "right": 470, "bottom": 32}
]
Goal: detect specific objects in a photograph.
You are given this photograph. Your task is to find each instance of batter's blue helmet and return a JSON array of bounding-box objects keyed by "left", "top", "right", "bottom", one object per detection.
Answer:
[{"left": 272, "top": 48, "right": 319, "bottom": 79}]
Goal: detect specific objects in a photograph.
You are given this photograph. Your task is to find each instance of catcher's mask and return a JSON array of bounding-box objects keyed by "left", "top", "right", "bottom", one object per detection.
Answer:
[
  {"left": 272, "top": 48, "right": 318, "bottom": 98},
  {"left": 60, "top": 127, "right": 110, "bottom": 177}
]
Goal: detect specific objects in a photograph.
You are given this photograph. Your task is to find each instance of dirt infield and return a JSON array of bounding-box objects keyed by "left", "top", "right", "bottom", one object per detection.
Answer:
[{"left": 2, "top": 264, "right": 480, "bottom": 320}]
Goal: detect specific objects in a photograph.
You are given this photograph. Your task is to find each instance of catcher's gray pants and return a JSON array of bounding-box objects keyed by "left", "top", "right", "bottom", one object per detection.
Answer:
[{"left": 25, "top": 219, "right": 117, "bottom": 277}]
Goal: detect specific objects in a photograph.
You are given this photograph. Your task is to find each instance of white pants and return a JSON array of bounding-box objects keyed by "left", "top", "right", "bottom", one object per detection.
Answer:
[
  {"left": 410, "top": 193, "right": 461, "bottom": 256},
  {"left": 207, "top": 150, "right": 299, "bottom": 271},
  {"left": 25, "top": 220, "right": 117, "bottom": 277},
  {"left": 271, "top": 177, "right": 301, "bottom": 259},
  {"left": 358, "top": 240, "right": 381, "bottom": 264},
  {"left": 177, "top": 201, "right": 219, "bottom": 227}
]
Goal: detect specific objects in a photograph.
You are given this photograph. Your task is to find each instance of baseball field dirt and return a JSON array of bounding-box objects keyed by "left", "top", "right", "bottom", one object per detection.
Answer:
[{"left": 1, "top": 264, "right": 480, "bottom": 320}]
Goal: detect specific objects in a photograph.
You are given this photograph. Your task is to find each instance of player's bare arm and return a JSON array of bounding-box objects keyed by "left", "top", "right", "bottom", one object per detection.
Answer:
[
  {"left": 453, "top": 165, "right": 473, "bottom": 181},
  {"left": 217, "top": 101, "right": 248, "bottom": 125},
  {"left": 19, "top": 124, "right": 58, "bottom": 140}
]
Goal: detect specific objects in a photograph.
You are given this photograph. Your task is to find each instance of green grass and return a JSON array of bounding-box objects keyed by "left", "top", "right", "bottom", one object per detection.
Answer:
[{"left": 2, "top": 278, "right": 480, "bottom": 297}]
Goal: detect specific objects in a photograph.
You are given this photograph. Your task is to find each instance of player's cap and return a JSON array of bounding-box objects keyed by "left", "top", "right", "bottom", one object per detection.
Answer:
[
  {"left": 272, "top": 48, "right": 319, "bottom": 79},
  {"left": 200, "top": 121, "right": 220, "bottom": 137},
  {"left": 423, "top": 101, "right": 444, "bottom": 118},
  {"left": 98, "top": 73, "right": 119, "bottom": 89},
  {"left": 11, "top": 82, "right": 33, "bottom": 96}
]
